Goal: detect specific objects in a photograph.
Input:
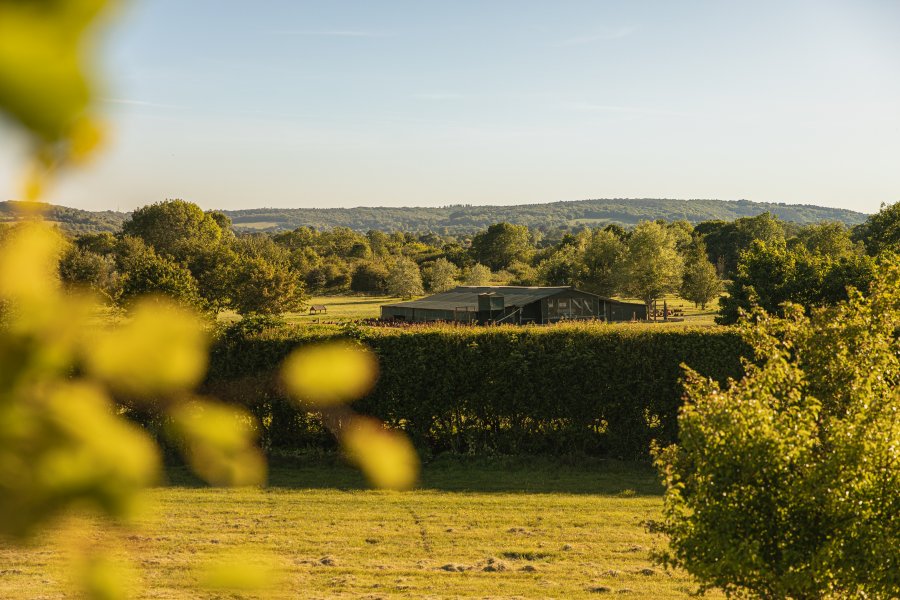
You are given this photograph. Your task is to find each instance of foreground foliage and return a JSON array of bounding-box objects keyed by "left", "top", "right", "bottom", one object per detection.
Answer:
[
  {"left": 656, "top": 258, "right": 900, "bottom": 598},
  {"left": 0, "top": 8, "right": 417, "bottom": 596},
  {"left": 0, "top": 222, "right": 418, "bottom": 598}
]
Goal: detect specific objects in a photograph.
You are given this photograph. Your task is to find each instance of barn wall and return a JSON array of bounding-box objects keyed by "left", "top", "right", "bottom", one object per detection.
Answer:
[
  {"left": 383, "top": 289, "right": 648, "bottom": 324},
  {"left": 606, "top": 301, "right": 646, "bottom": 322},
  {"left": 382, "top": 306, "right": 475, "bottom": 323},
  {"left": 545, "top": 290, "right": 602, "bottom": 322}
]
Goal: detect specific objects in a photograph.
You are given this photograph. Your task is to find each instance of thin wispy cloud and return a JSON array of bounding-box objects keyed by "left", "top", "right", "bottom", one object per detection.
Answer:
[
  {"left": 102, "top": 98, "right": 185, "bottom": 110},
  {"left": 555, "top": 26, "right": 636, "bottom": 46},
  {"left": 413, "top": 92, "right": 464, "bottom": 100},
  {"left": 267, "top": 29, "right": 392, "bottom": 38},
  {"left": 562, "top": 101, "right": 688, "bottom": 117}
]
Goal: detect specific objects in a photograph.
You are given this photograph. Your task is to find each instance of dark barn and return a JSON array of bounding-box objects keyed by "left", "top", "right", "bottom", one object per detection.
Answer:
[{"left": 380, "top": 286, "right": 647, "bottom": 325}]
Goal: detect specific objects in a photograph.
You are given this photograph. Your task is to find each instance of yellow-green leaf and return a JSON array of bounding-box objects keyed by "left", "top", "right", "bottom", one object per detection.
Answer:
[
  {"left": 281, "top": 341, "right": 378, "bottom": 407},
  {"left": 341, "top": 417, "right": 419, "bottom": 491},
  {"left": 84, "top": 298, "right": 208, "bottom": 397}
]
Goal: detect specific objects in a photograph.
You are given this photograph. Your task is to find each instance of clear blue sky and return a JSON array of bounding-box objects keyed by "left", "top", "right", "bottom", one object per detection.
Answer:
[{"left": 2, "top": 0, "right": 899, "bottom": 214}]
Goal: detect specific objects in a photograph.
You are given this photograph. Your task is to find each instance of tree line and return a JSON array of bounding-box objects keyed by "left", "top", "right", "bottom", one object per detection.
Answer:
[
  {"left": 220, "top": 197, "right": 864, "bottom": 234},
  {"left": 55, "top": 199, "right": 900, "bottom": 320}
]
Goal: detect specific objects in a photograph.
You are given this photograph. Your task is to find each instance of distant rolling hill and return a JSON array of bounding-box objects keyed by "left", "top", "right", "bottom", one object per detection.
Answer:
[
  {"left": 0, "top": 201, "right": 127, "bottom": 234},
  {"left": 223, "top": 198, "right": 867, "bottom": 233},
  {"left": 0, "top": 198, "right": 868, "bottom": 235}
]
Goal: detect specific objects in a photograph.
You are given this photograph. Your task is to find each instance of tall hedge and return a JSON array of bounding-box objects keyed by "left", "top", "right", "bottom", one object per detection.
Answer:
[{"left": 206, "top": 323, "right": 749, "bottom": 458}]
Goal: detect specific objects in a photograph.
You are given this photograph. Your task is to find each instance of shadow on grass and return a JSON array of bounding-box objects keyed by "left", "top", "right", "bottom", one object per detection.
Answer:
[{"left": 163, "top": 453, "right": 663, "bottom": 496}]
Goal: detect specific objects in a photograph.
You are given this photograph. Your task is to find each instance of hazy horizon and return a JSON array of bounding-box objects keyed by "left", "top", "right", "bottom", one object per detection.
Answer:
[
  {"left": 1, "top": 0, "right": 898, "bottom": 214},
  {"left": 0, "top": 195, "right": 874, "bottom": 218}
]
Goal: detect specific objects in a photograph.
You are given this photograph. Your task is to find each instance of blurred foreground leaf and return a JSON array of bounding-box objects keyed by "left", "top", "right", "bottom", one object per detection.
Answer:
[
  {"left": 0, "top": 221, "right": 65, "bottom": 305},
  {"left": 85, "top": 298, "right": 208, "bottom": 397},
  {"left": 342, "top": 417, "right": 419, "bottom": 491},
  {"left": 281, "top": 340, "right": 378, "bottom": 407},
  {"left": 78, "top": 550, "right": 133, "bottom": 600},
  {"left": 0, "top": 226, "right": 163, "bottom": 539},
  {"left": 169, "top": 399, "right": 266, "bottom": 487},
  {"left": 0, "top": 0, "right": 111, "bottom": 167},
  {"left": 0, "top": 1, "right": 419, "bottom": 594}
]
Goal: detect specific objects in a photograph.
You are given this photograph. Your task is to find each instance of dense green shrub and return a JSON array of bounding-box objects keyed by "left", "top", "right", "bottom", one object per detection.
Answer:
[
  {"left": 206, "top": 323, "right": 748, "bottom": 458},
  {"left": 655, "top": 258, "right": 900, "bottom": 598}
]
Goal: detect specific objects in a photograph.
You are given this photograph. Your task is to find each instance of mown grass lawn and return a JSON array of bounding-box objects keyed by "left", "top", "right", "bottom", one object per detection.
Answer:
[
  {"left": 288, "top": 295, "right": 401, "bottom": 322},
  {"left": 0, "top": 459, "right": 719, "bottom": 599}
]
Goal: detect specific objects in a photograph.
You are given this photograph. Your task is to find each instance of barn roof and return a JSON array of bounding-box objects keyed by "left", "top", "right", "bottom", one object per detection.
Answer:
[{"left": 383, "top": 286, "right": 586, "bottom": 311}]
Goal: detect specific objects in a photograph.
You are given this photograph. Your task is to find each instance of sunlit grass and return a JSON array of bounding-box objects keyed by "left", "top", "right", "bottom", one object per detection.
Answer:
[
  {"left": 291, "top": 294, "right": 407, "bottom": 321},
  {"left": 613, "top": 293, "right": 723, "bottom": 327},
  {"left": 217, "top": 295, "right": 408, "bottom": 324},
  {"left": 0, "top": 460, "right": 722, "bottom": 599}
]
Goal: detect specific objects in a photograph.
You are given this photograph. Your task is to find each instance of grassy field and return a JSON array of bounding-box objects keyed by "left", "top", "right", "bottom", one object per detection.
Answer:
[
  {"left": 289, "top": 295, "right": 400, "bottom": 322},
  {"left": 0, "top": 459, "right": 719, "bottom": 599}
]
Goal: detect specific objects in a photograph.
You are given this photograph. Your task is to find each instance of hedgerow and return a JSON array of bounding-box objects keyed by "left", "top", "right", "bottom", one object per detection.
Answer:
[{"left": 206, "top": 322, "right": 749, "bottom": 458}]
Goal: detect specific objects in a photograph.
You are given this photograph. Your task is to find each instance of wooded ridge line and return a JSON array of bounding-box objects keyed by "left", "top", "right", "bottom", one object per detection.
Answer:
[{"left": 0, "top": 198, "right": 867, "bottom": 235}]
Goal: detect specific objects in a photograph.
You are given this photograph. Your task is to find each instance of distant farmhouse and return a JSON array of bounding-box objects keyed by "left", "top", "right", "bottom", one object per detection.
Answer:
[{"left": 381, "top": 286, "right": 647, "bottom": 325}]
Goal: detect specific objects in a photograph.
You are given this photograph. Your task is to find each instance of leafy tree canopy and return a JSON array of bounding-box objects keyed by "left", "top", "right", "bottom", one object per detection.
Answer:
[
  {"left": 115, "top": 236, "right": 205, "bottom": 311},
  {"left": 470, "top": 222, "right": 533, "bottom": 271},
  {"left": 463, "top": 263, "right": 492, "bottom": 286},
  {"left": 793, "top": 221, "right": 856, "bottom": 257},
  {"left": 122, "top": 199, "right": 223, "bottom": 262},
  {"left": 656, "top": 257, "right": 900, "bottom": 599},
  {"left": 858, "top": 201, "right": 900, "bottom": 255},
  {"left": 580, "top": 229, "right": 625, "bottom": 297},
  {"left": 681, "top": 240, "right": 722, "bottom": 309},
  {"left": 385, "top": 257, "right": 424, "bottom": 299},
  {"left": 622, "top": 221, "right": 684, "bottom": 310},
  {"left": 423, "top": 257, "right": 459, "bottom": 293},
  {"left": 719, "top": 240, "right": 875, "bottom": 324}
]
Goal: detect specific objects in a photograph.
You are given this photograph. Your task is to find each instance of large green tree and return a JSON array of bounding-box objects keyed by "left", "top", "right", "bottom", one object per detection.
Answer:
[
  {"left": 115, "top": 236, "right": 204, "bottom": 310},
  {"left": 229, "top": 235, "right": 306, "bottom": 315},
  {"left": 718, "top": 240, "right": 875, "bottom": 324},
  {"left": 122, "top": 199, "right": 223, "bottom": 262},
  {"left": 350, "top": 261, "right": 389, "bottom": 293},
  {"left": 536, "top": 245, "right": 581, "bottom": 286},
  {"left": 189, "top": 243, "right": 239, "bottom": 314},
  {"left": 463, "top": 263, "right": 492, "bottom": 286},
  {"left": 696, "top": 212, "right": 786, "bottom": 278},
  {"left": 470, "top": 223, "right": 533, "bottom": 271},
  {"left": 580, "top": 229, "right": 625, "bottom": 297},
  {"left": 422, "top": 257, "right": 459, "bottom": 293},
  {"left": 58, "top": 245, "right": 121, "bottom": 302},
  {"left": 385, "top": 257, "right": 424, "bottom": 298},
  {"left": 656, "top": 258, "right": 900, "bottom": 599},
  {"left": 680, "top": 240, "right": 722, "bottom": 309},
  {"left": 793, "top": 221, "right": 856, "bottom": 258},
  {"left": 229, "top": 256, "right": 305, "bottom": 316},
  {"left": 122, "top": 200, "right": 237, "bottom": 312},
  {"left": 857, "top": 201, "right": 900, "bottom": 255},
  {"left": 621, "top": 221, "right": 684, "bottom": 315}
]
